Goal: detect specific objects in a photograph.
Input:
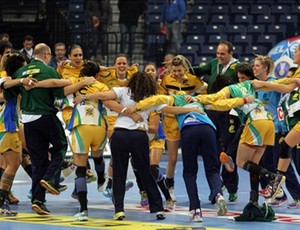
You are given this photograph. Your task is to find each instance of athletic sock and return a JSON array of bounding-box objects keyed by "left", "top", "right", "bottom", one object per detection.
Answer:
[
  {"left": 166, "top": 177, "right": 174, "bottom": 188},
  {"left": 93, "top": 156, "right": 105, "bottom": 184}
]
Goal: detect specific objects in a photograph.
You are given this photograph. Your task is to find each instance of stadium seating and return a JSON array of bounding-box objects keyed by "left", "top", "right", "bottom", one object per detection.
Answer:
[
  {"left": 185, "top": 35, "right": 205, "bottom": 48},
  {"left": 249, "top": 4, "right": 270, "bottom": 15},
  {"left": 207, "top": 34, "right": 228, "bottom": 45},
  {"left": 233, "top": 34, "right": 253, "bottom": 47},
  {"left": 255, "top": 15, "right": 275, "bottom": 25},
  {"left": 210, "top": 4, "right": 230, "bottom": 14},
  {"left": 245, "top": 45, "right": 267, "bottom": 56},
  {"left": 206, "top": 24, "right": 224, "bottom": 35},
  {"left": 246, "top": 24, "right": 265, "bottom": 40},
  {"left": 257, "top": 34, "right": 277, "bottom": 51},
  {"left": 226, "top": 24, "right": 246, "bottom": 40},
  {"left": 270, "top": 5, "right": 291, "bottom": 15},
  {"left": 201, "top": 45, "right": 216, "bottom": 57},
  {"left": 267, "top": 24, "right": 287, "bottom": 42},
  {"left": 234, "top": 14, "right": 254, "bottom": 26},
  {"left": 210, "top": 14, "right": 230, "bottom": 25},
  {"left": 159, "top": 0, "right": 299, "bottom": 60},
  {"left": 230, "top": 4, "right": 249, "bottom": 15}
]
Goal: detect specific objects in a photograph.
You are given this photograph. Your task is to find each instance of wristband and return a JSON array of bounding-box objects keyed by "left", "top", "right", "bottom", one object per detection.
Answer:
[
  {"left": 20, "top": 78, "right": 24, "bottom": 84},
  {"left": 121, "top": 107, "right": 127, "bottom": 113},
  {"left": 243, "top": 98, "right": 247, "bottom": 104}
]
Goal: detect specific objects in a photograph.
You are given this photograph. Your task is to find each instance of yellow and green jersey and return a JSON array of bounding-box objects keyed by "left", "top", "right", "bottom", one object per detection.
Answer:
[
  {"left": 67, "top": 77, "right": 109, "bottom": 130},
  {"left": 58, "top": 61, "right": 83, "bottom": 79},
  {"left": 97, "top": 65, "right": 138, "bottom": 89}
]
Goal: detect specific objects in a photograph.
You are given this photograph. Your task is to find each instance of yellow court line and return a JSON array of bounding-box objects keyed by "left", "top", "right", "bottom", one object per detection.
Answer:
[{"left": 0, "top": 212, "right": 232, "bottom": 230}]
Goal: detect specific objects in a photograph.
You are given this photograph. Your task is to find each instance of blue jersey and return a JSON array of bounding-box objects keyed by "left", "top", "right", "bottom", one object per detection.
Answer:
[
  {"left": 172, "top": 95, "right": 216, "bottom": 131},
  {"left": 0, "top": 97, "right": 19, "bottom": 132},
  {"left": 257, "top": 77, "right": 287, "bottom": 133}
]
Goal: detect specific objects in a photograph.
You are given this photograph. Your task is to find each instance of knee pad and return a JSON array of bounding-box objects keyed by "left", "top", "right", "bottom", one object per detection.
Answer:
[
  {"left": 76, "top": 166, "right": 87, "bottom": 178},
  {"left": 280, "top": 140, "right": 291, "bottom": 159},
  {"left": 150, "top": 164, "right": 163, "bottom": 182}
]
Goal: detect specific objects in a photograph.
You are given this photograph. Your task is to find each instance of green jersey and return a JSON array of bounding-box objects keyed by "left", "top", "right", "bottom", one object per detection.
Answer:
[
  {"left": 193, "top": 57, "right": 239, "bottom": 93},
  {"left": 282, "top": 89, "right": 300, "bottom": 130},
  {"left": 228, "top": 81, "right": 271, "bottom": 123},
  {"left": 4, "top": 59, "right": 65, "bottom": 115}
]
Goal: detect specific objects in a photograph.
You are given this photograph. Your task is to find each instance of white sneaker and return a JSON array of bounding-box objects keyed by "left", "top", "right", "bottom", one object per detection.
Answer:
[
  {"left": 97, "top": 174, "right": 107, "bottom": 192},
  {"left": 168, "top": 187, "right": 176, "bottom": 202},
  {"left": 216, "top": 193, "right": 227, "bottom": 216},
  {"left": 73, "top": 210, "right": 88, "bottom": 221},
  {"left": 190, "top": 209, "right": 203, "bottom": 222}
]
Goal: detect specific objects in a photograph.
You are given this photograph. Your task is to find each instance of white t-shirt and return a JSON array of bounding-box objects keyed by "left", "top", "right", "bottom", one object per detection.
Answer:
[{"left": 113, "top": 87, "right": 167, "bottom": 131}]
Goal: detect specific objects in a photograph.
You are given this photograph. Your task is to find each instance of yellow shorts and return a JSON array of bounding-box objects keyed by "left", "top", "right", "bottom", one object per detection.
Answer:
[
  {"left": 150, "top": 139, "right": 165, "bottom": 150},
  {"left": 240, "top": 119, "right": 275, "bottom": 146},
  {"left": 104, "top": 115, "right": 117, "bottom": 132},
  {"left": 0, "top": 132, "right": 22, "bottom": 153},
  {"left": 70, "top": 125, "right": 107, "bottom": 154},
  {"left": 292, "top": 121, "right": 300, "bottom": 133},
  {"left": 62, "top": 107, "right": 73, "bottom": 125},
  {"left": 163, "top": 115, "right": 180, "bottom": 141}
]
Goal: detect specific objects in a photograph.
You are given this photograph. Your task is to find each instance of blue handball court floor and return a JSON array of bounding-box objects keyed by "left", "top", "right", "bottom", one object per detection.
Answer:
[{"left": 1, "top": 153, "right": 300, "bottom": 230}]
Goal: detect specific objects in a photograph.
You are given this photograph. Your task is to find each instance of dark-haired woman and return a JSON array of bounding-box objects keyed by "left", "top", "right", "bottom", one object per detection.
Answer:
[
  {"left": 60, "top": 61, "right": 126, "bottom": 221},
  {"left": 73, "top": 71, "right": 203, "bottom": 221},
  {"left": 0, "top": 54, "right": 33, "bottom": 215},
  {"left": 57, "top": 44, "right": 98, "bottom": 184}
]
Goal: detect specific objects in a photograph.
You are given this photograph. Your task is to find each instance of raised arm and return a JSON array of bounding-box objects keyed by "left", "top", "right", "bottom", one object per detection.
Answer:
[
  {"left": 31, "top": 77, "right": 95, "bottom": 96},
  {"left": 32, "top": 79, "right": 72, "bottom": 88},
  {"left": 73, "top": 90, "right": 117, "bottom": 105},
  {"left": 205, "top": 95, "right": 255, "bottom": 111},
  {"left": 2, "top": 77, "right": 36, "bottom": 89},
  {"left": 252, "top": 79, "right": 297, "bottom": 94},
  {"left": 63, "top": 77, "right": 95, "bottom": 96},
  {"left": 127, "top": 95, "right": 172, "bottom": 114}
]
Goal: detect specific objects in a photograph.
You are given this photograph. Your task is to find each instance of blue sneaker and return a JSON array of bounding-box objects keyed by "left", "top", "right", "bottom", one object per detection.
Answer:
[{"left": 103, "top": 188, "right": 112, "bottom": 200}]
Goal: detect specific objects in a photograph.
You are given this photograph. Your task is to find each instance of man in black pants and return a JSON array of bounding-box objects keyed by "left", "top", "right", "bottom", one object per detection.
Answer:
[{"left": 4, "top": 43, "right": 67, "bottom": 215}]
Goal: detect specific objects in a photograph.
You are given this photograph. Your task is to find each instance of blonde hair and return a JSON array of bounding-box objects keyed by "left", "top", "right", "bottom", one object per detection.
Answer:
[
  {"left": 254, "top": 55, "right": 274, "bottom": 75},
  {"left": 170, "top": 55, "right": 194, "bottom": 74}
]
